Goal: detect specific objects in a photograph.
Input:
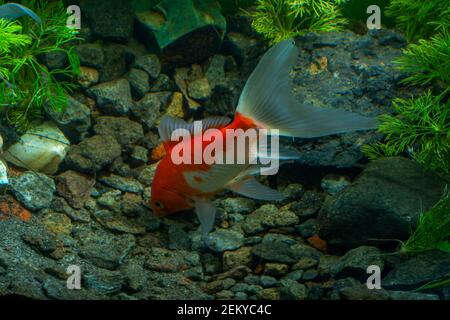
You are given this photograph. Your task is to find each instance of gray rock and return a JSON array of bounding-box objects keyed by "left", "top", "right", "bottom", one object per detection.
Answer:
[
  {"left": 78, "top": 230, "right": 136, "bottom": 270},
  {"left": 188, "top": 78, "right": 212, "bottom": 101},
  {"left": 383, "top": 250, "right": 450, "bottom": 291},
  {"left": 289, "top": 191, "right": 324, "bottom": 221},
  {"left": 75, "top": 43, "right": 104, "bottom": 68},
  {"left": 128, "top": 68, "right": 150, "bottom": 99},
  {"left": 206, "top": 229, "right": 244, "bottom": 253},
  {"left": 98, "top": 174, "right": 143, "bottom": 193},
  {"left": 10, "top": 172, "right": 56, "bottom": 211},
  {"left": 93, "top": 116, "right": 144, "bottom": 147},
  {"left": 318, "top": 157, "right": 447, "bottom": 247},
  {"left": 100, "top": 44, "right": 127, "bottom": 82},
  {"left": 333, "top": 246, "right": 384, "bottom": 281},
  {"left": 144, "top": 248, "right": 200, "bottom": 273},
  {"left": 50, "top": 96, "right": 92, "bottom": 143},
  {"left": 122, "top": 259, "right": 147, "bottom": 292},
  {"left": 83, "top": 269, "right": 125, "bottom": 295},
  {"left": 223, "top": 32, "right": 265, "bottom": 66},
  {"left": 321, "top": 174, "right": 351, "bottom": 195},
  {"left": 131, "top": 92, "right": 172, "bottom": 130},
  {"left": 133, "top": 54, "right": 161, "bottom": 80},
  {"left": 242, "top": 204, "right": 278, "bottom": 235},
  {"left": 79, "top": 0, "right": 134, "bottom": 41},
  {"left": 219, "top": 197, "right": 256, "bottom": 215},
  {"left": 65, "top": 135, "right": 122, "bottom": 173},
  {"left": 280, "top": 279, "right": 308, "bottom": 300},
  {"left": 296, "top": 219, "right": 319, "bottom": 239},
  {"left": 130, "top": 146, "right": 149, "bottom": 167},
  {"left": 88, "top": 78, "right": 132, "bottom": 115}
]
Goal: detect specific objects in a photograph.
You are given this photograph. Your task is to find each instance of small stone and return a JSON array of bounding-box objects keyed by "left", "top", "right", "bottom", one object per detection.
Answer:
[
  {"left": 321, "top": 174, "right": 351, "bottom": 195},
  {"left": 264, "top": 263, "right": 289, "bottom": 277},
  {"left": 144, "top": 248, "right": 200, "bottom": 273},
  {"left": 206, "top": 229, "right": 244, "bottom": 253},
  {"left": 165, "top": 92, "right": 185, "bottom": 119},
  {"left": 138, "top": 162, "right": 159, "bottom": 186},
  {"left": 282, "top": 270, "right": 304, "bottom": 282},
  {"left": 259, "top": 288, "right": 281, "bottom": 300},
  {"left": 334, "top": 246, "right": 384, "bottom": 281},
  {"left": 41, "top": 211, "right": 72, "bottom": 235},
  {"left": 302, "top": 269, "right": 319, "bottom": 281},
  {"left": 122, "top": 260, "right": 147, "bottom": 292},
  {"left": 216, "top": 290, "right": 234, "bottom": 299},
  {"left": 98, "top": 174, "right": 144, "bottom": 193},
  {"left": 88, "top": 78, "right": 132, "bottom": 115},
  {"left": 261, "top": 209, "right": 299, "bottom": 228},
  {"left": 220, "top": 197, "right": 256, "bottom": 215},
  {"left": 75, "top": 43, "right": 104, "bottom": 68},
  {"left": 10, "top": 172, "right": 56, "bottom": 211},
  {"left": 281, "top": 184, "right": 305, "bottom": 202},
  {"left": 78, "top": 66, "right": 99, "bottom": 88},
  {"left": 242, "top": 204, "right": 278, "bottom": 235},
  {"left": 65, "top": 135, "right": 121, "bottom": 173},
  {"left": 51, "top": 197, "right": 91, "bottom": 223},
  {"left": 260, "top": 275, "right": 278, "bottom": 288},
  {"left": 131, "top": 92, "right": 171, "bottom": 130},
  {"left": 56, "top": 170, "right": 95, "bottom": 209},
  {"left": 128, "top": 68, "right": 150, "bottom": 99},
  {"left": 93, "top": 116, "right": 144, "bottom": 148},
  {"left": 97, "top": 190, "right": 121, "bottom": 212},
  {"left": 188, "top": 78, "right": 212, "bottom": 101},
  {"left": 130, "top": 146, "right": 148, "bottom": 167},
  {"left": 296, "top": 219, "right": 319, "bottom": 239},
  {"left": 223, "top": 246, "right": 252, "bottom": 271},
  {"left": 292, "top": 257, "right": 318, "bottom": 270},
  {"left": 134, "top": 54, "right": 161, "bottom": 80},
  {"left": 280, "top": 279, "right": 308, "bottom": 300}
]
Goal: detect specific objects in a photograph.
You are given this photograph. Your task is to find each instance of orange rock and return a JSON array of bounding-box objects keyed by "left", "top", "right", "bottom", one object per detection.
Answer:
[
  {"left": 0, "top": 196, "right": 31, "bottom": 222},
  {"left": 151, "top": 143, "right": 166, "bottom": 162},
  {"left": 307, "top": 235, "right": 327, "bottom": 252}
]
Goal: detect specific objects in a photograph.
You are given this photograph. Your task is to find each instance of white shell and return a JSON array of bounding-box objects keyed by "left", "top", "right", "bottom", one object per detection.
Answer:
[{"left": 4, "top": 121, "right": 70, "bottom": 174}]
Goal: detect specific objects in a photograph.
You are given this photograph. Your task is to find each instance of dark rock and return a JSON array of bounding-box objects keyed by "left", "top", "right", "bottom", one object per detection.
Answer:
[
  {"left": 88, "top": 78, "right": 132, "bottom": 115},
  {"left": 289, "top": 191, "right": 324, "bottom": 221},
  {"left": 318, "top": 157, "right": 447, "bottom": 247},
  {"left": 223, "top": 32, "right": 265, "bottom": 66},
  {"left": 100, "top": 44, "right": 128, "bottom": 82},
  {"left": 130, "top": 146, "right": 149, "bottom": 167},
  {"left": 264, "top": 263, "right": 289, "bottom": 277},
  {"left": 128, "top": 68, "right": 150, "bottom": 99},
  {"left": 134, "top": 0, "right": 226, "bottom": 67},
  {"left": 333, "top": 246, "right": 384, "bottom": 281},
  {"left": 98, "top": 174, "right": 143, "bottom": 193},
  {"left": 296, "top": 219, "right": 319, "bottom": 239},
  {"left": 150, "top": 73, "right": 175, "bottom": 92},
  {"left": 131, "top": 92, "right": 172, "bottom": 130},
  {"left": 93, "top": 116, "right": 144, "bottom": 147},
  {"left": 321, "top": 174, "right": 351, "bottom": 195},
  {"left": 280, "top": 279, "right": 308, "bottom": 300},
  {"left": 10, "top": 172, "right": 56, "bottom": 211},
  {"left": 51, "top": 197, "right": 91, "bottom": 223},
  {"left": 78, "top": 230, "right": 136, "bottom": 270},
  {"left": 133, "top": 54, "right": 161, "bottom": 80},
  {"left": 79, "top": 0, "right": 134, "bottom": 41},
  {"left": 38, "top": 51, "right": 68, "bottom": 72},
  {"left": 388, "top": 290, "right": 439, "bottom": 300},
  {"left": 83, "top": 269, "right": 125, "bottom": 295},
  {"left": 144, "top": 248, "right": 200, "bottom": 273},
  {"left": 65, "top": 135, "right": 122, "bottom": 173},
  {"left": 383, "top": 250, "right": 450, "bottom": 291},
  {"left": 188, "top": 78, "right": 212, "bottom": 101},
  {"left": 49, "top": 96, "right": 92, "bottom": 143},
  {"left": 222, "top": 247, "right": 253, "bottom": 271},
  {"left": 75, "top": 43, "right": 104, "bottom": 68},
  {"left": 56, "top": 170, "right": 95, "bottom": 209},
  {"left": 205, "top": 229, "right": 244, "bottom": 253}
]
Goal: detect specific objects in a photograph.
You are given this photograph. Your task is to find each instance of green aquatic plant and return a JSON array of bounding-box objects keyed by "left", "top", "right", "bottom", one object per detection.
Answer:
[
  {"left": 247, "top": 0, "right": 348, "bottom": 44},
  {"left": 394, "top": 31, "right": 450, "bottom": 86},
  {"left": 362, "top": 91, "right": 450, "bottom": 180},
  {"left": 0, "top": 0, "right": 80, "bottom": 131},
  {"left": 400, "top": 188, "right": 450, "bottom": 255},
  {"left": 386, "top": 0, "right": 450, "bottom": 43}
]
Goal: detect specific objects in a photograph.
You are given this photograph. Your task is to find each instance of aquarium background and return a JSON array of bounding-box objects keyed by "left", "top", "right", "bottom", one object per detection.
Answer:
[{"left": 0, "top": 0, "right": 448, "bottom": 300}]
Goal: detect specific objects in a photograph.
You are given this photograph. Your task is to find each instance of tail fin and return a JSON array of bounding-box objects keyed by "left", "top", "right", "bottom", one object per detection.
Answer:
[
  {"left": 236, "top": 39, "right": 378, "bottom": 138},
  {"left": 0, "top": 3, "right": 42, "bottom": 24}
]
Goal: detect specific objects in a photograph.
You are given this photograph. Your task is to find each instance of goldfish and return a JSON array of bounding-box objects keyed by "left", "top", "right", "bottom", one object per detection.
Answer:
[{"left": 151, "top": 39, "right": 377, "bottom": 236}]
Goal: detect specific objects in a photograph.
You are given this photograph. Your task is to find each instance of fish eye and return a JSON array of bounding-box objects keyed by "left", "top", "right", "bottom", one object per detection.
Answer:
[{"left": 154, "top": 200, "right": 164, "bottom": 209}]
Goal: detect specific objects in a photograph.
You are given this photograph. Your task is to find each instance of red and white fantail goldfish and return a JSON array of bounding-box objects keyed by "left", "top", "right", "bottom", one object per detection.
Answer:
[{"left": 151, "top": 39, "right": 377, "bottom": 236}]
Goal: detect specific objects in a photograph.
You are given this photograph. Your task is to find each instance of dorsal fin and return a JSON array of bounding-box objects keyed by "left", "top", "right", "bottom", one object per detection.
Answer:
[{"left": 158, "top": 115, "right": 231, "bottom": 143}]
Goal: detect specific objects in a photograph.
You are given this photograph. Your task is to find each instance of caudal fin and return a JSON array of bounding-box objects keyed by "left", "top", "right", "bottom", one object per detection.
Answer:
[
  {"left": 0, "top": 3, "right": 42, "bottom": 24},
  {"left": 236, "top": 39, "right": 378, "bottom": 138}
]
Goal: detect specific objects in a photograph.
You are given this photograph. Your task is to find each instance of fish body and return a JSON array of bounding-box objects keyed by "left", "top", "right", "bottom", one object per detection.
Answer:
[{"left": 151, "top": 39, "right": 378, "bottom": 236}]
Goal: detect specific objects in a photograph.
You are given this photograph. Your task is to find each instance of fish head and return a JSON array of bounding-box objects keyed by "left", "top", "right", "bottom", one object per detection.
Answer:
[{"left": 150, "top": 184, "right": 193, "bottom": 217}]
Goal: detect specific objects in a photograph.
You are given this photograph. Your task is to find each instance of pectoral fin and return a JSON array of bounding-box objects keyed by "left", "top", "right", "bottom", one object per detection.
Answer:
[
  {"left": 227, "top": 177, "right": 285, "bottom": 201},
  {"left": 195, "top": 198, "right": 217, "bottom": 238}
]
